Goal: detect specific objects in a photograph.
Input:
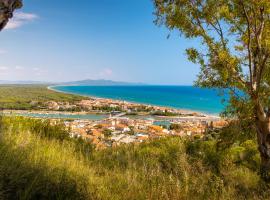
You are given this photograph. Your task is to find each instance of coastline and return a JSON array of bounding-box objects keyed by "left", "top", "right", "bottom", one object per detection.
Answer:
[{"left": 48, "top": 85, "right": 221, "bottom": 119}]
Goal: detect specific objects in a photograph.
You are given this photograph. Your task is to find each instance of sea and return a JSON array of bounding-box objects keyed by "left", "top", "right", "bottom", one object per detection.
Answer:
[{"left": 51, "top": 85, "right": 227, "bottom": 115}]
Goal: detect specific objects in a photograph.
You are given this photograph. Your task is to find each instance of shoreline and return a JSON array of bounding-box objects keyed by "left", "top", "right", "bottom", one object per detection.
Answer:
[{"left": 48, "top": 85, "right": 221, "bottom": 118}]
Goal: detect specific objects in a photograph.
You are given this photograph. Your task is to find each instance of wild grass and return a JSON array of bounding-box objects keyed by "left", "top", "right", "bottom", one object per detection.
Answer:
[{"left": 0, "top": 116, "right": 269, "bottom": 199}]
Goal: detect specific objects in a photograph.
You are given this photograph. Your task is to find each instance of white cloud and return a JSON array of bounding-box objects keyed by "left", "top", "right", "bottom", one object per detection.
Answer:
[
  {"left": 15, "top": 12, "right": 38, "bottom": 20},
  {"left": 5, "top": 12, "right": 38, "bottom": 30},
  {"left": 15, "top": 65, "right": 24, "bottom": 70},
  {"left": 32, "top": 67, "right": 48, "bottom": 76},
  {"left": 32, "top": 67, "right": 40, "bottom": 71},
  {"left": 0, "top": 49, "right": 7, "bottom": 54},
  {"left": 0, "top": 66, "right": 9, "bottom": 76},
  {"left": 99, "top": 68, "right": 113, "bottom": 77},
  {"left": 0, "top": 72, "right": 8, "bottom": 76},
  {"left": 0, "top": 66, "right": 8, "bottom": 71}
]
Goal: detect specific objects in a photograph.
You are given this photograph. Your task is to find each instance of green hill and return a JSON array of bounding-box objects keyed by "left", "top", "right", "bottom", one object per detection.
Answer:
[{"left": 0, "top": 85, "right": 86, "bottom": 110}]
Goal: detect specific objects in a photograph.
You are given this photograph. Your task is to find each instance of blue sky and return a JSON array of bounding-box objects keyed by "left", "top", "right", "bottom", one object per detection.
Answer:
[{"left": 0, "top": 0, "right": 200, "bottom": 85}]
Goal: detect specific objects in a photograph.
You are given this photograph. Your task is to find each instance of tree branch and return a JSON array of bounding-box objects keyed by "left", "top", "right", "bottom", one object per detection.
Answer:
[{"left": 241, "top": 1, "right": 254, "bottom": 92}]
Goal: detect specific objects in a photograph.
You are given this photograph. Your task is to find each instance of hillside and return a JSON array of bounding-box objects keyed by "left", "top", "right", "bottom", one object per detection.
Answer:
[
  {"left": 0, "top": 116, "right": 269, "bottom": 199},
  {"left": 0, "top": 85, "right": 86, "bottom": 110}
]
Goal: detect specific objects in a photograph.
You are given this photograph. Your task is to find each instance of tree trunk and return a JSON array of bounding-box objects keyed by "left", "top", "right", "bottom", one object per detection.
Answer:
[
  {"left": 0, "top": 0, "right": 23, "bottom": 31},
  {"left": 255, "top": 116, "right": 270, "bottom": 181}
]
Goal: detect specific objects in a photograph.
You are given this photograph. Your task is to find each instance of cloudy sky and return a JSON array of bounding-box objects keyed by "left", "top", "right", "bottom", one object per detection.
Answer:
[{"left": 0, "top": 0, "right": 200, "bottom": 85}]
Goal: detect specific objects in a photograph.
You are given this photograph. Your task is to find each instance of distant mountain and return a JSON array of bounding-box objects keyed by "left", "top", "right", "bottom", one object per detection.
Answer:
[
  {"left": 0, "top": 79, "right": 145, "bottom": 86},
  {"left": 0, "top": 80, "right": 53, "bottom": 85},
  {"left": 60, "top": 79, "right": 145, "bottom": 86}
]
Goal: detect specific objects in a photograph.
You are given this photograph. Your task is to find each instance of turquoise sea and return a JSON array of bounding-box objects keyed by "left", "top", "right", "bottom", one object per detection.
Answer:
[{"left": 51, "top": 86, "right": 227, "bottom": 115}]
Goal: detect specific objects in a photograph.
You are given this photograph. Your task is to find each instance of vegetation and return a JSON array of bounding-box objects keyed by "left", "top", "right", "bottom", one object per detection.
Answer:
[
  {"left": 154, "top": 0, "right": 270, "bottom": 180},
  {"left": 92, "top": 105, "right": 122, "bottom": 112},
  {"left": 169, "top": 123, "right": 183, "bottom": 131},
  {"left": 0, "top": 0, "right": 22, "bottom": 31},
  {"left": 0, "top": 85, "right": 86, "bottom": 110},
  {"left": 0, "top": 116, "right": 269, "bottom": 199},
  {"left": 152, "top": 110, "right": 179, "bottom": 116},
  {"left": 102, "top": 128, "right": 113, "bottom": 138}
]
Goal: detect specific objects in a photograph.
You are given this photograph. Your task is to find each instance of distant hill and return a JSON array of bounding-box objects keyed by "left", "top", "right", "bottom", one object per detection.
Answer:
[
  {"left": 0, "top": 79, "right": 145, "bottom": 86},
  {"left": 0, "top": 80, "right": 52, "bottom": 85},
  {"left": 59, "top": 79, "right": 145, "bottom": 86}
]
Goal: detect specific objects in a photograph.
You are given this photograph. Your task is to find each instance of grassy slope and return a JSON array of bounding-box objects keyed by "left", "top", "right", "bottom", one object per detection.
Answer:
[
  {"left": 0, "top": 85, "right": 86, "bottom": 110},
  {"left": 0, "top": 117, "right": 269, "bottom": 200}
]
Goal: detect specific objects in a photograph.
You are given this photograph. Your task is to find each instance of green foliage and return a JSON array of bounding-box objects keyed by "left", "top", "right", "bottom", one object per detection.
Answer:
[
  {"left": 1, "top": 116, "right": 69, "bottom": 141},
  {"left": 153, "top": 1, "right": 270, "bottom": 179},
  {"left": 134, "top": 105, "right": 152, "bottom": 112},
  {"left": 102, "top": 128, "right": 112, "bottom": 138},
  {"left": 0, "top": 117, "right": 269, "bottom": 199},
  {"left": 169, "top": 123, "right": 183, "bottom": 130},
  {"left": 154, "top": 0, "right": 268, "bottom": 115},
  {"left": 0, "top": 117, "right": 96, "bottom": 199},
  {"left": 92, "top": 105, "right": 122, "bottom": 112},
  {"left": 0, "top": 85, "right": 86, "bottom": 110},
  {"left": 216, "top": 121, "right": 256, "bottom": 149},
  {"left": 152, "top": 110, "right": 178, "bottom": 116}
]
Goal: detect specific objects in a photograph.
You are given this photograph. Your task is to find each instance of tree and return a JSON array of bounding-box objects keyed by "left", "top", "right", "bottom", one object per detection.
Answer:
[
  {"left": 169, "top": 123, "right": 182, "bottom": 131},
  {"left": 0, "top": 0, "right": 23, "bottom": 30},
  {"left": 102, "top": 128, "right": 112, "bottom": 138},
  {"left": 154, "top": 0, "right": 270, "bottom": 180}
]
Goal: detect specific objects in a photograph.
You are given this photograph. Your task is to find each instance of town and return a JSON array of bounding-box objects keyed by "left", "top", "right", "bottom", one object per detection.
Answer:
[
  {"left": 4, "top": 97, "right": 227, "bottom": 149},
  {"left": 45, "top": 97, "right": 210, "bottom": 117},
  {"left": 61, "top": 116, "right": 227, "bottom": 149},
  {"left": 40, "top": 98, "right": 227, "bottom": 149}
]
